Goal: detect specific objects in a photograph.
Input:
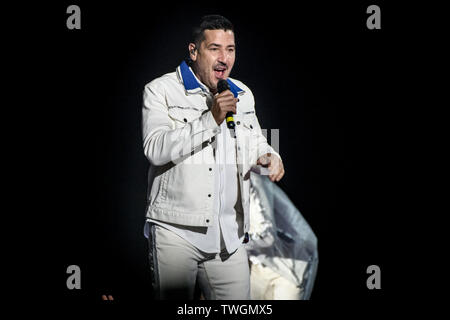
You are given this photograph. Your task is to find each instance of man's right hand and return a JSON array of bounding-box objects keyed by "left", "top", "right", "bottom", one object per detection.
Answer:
[{"left": 211, "top": 90, "right": 238, "bottom": 125}]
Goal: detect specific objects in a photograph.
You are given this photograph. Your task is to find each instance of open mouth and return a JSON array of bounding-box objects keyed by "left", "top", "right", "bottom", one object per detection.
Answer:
[{"left": 213, "top": 66, "right": 227, "bottom": 79}]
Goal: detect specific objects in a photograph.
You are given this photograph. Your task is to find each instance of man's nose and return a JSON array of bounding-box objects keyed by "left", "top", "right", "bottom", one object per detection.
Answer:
[{"left": 217, "top": 49, "right": 229, "bottom": 65}]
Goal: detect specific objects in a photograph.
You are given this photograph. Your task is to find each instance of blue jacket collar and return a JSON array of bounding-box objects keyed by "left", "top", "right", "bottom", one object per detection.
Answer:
[{"left": 177, "top": 60, "right": 244, "bottom": 97}]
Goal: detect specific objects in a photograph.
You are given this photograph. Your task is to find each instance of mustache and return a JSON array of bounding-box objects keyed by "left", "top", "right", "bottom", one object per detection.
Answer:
[{"left": 213, "top": 62, "right": 228, "bottom": 70}]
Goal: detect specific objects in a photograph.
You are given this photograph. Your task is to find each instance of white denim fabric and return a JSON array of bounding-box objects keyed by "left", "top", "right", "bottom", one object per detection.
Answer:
[
  {"left": 146, "top": 118, "right": 245, "bottom": 254},
  {"left": 142, "top": 61, "right": 280, "bottom": 233},
  {"left": 147, "top": 223, "right": 250, "bottom": 300}
]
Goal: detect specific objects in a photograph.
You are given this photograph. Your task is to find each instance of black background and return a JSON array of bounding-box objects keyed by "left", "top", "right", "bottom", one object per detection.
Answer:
[{"left": 9, "top": 0, "right": 426, "bottom": 310}]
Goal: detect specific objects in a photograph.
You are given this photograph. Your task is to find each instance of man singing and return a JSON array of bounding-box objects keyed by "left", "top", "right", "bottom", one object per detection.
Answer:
[{"left": 142, "top": 15, "right": 284, "bottom": 300}]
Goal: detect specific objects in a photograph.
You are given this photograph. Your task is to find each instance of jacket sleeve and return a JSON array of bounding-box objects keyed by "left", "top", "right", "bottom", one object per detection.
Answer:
[{"left": 142, "top": 81, "right": 220, "bottom": 166}]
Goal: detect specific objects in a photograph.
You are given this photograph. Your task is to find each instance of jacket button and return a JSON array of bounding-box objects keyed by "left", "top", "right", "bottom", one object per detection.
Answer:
[
  {"left": 209, "top": 168, "right": 212, "bottom": 171},
  {"left": 206, "top": 219, "right": 210, "bottom": 223},
  {"left": 236, "top": 121, "right": 241, "bottom": 125},
  {"left": 183, "top": 118, "right": 187, "bottom": 122},
  {"left": 208, "top": 194, "right": 211, "bottom": 197},
  {"left": 250, "top": 124, "right": 253, "bottom": 129}
]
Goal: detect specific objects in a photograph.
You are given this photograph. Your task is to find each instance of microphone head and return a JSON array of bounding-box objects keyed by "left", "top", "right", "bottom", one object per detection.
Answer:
[{"left": 217, "top": 79, "right": 230, "bottom": 93}]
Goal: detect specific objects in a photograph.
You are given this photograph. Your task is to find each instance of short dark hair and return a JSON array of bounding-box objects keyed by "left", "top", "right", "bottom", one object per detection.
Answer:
[{"left": 191, "top": 15, "right": 234, "bottom": 48}]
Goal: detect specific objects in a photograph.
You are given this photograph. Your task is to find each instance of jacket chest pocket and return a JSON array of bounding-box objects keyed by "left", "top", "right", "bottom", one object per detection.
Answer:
[
  {"left": 241, "top": 118, "right": 255, "bottom": 132},
  {"left": 168, "top": 107, "right": 204, "bottom": 128},
  {"left": 236, "top": 114, "right": 256, "bottom": 138}
]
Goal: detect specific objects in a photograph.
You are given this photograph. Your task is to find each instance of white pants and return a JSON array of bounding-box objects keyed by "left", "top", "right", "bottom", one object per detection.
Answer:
[{"left": 147, "top": 223, "right": 250, "bottom": 300}]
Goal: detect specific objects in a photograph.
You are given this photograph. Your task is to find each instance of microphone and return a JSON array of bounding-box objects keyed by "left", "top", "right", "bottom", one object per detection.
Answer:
[{"left": 217, "top": 79, "right": 235, "bottom": 129}]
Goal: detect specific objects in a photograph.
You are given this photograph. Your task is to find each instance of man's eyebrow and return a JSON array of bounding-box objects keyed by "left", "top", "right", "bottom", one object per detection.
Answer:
[{"left": 207, "top": 43, "right": 235, "bottom": 48}]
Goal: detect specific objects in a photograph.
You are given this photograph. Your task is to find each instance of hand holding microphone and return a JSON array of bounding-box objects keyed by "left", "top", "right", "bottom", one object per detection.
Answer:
[{"left": 211, "top": 79, "right": 238, "bottom": 128}]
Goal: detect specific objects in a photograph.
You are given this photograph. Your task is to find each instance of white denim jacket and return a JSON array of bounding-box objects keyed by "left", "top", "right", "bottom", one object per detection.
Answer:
[{"left": 142, "top": 61, "right": 280, "bottom": 233}]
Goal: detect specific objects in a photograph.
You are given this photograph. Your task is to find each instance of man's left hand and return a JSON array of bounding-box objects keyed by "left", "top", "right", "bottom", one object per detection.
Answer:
[{"left": 256, "top": 153, "right": 285, "bottom": 182}]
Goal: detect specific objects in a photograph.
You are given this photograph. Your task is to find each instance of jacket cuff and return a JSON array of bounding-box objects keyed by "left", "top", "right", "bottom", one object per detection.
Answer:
[{"left": 257, "top": 148, "right": 281, "bottom": 162}]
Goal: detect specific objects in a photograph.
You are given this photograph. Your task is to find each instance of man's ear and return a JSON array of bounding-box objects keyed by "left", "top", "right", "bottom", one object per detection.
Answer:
[{"left": 188, "top": 43, "right": 197, "bottom": 61}]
